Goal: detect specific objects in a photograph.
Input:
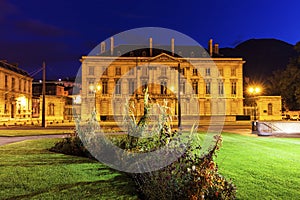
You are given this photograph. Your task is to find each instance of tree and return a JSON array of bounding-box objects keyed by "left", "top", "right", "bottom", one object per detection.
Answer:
[{"left": 267, "top": 42, "right": 300, "bottom": 110}]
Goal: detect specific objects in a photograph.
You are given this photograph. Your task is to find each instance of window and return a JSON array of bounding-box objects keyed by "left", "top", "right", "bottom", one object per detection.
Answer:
[
  {"left": 231, "top": 67, "right": 236, "bottom": 76},
  {"left": 19, "top": 79, "right": 22, "bottom": 91},
  {"left": 205, "top": 81, "right": 211, "bottom": 95},
  {"left": 205, "top": 68, "right": 211, "bottom": 76},
  {"left": 24, "top": 80, "right": 26, "bottom": 92},
  {"left": 128, "top": 80, "right": 135, "bottom": 94},
  {"left": 142, "top": 66, "right": 148, "bottom": 76},
  {"left": 115, "top": 67, "right": 121, "bottom": 75},
  {"left": 4, "top": 93, "right": 8, "bottom": 101},
  {"left": 193, "top": 68, "right": 198, "bottom": 76},
  {"left": 218, "top": 68, "right": 224, "bottom": 76},
  {"left": 218, "top": 80, "right": 224, "bottom": 96},
  {"left": 115, "top": 80, "right": 121, "bottom": 94},
  {"left": 88, "top": 66, "right": 94, "bottom": 75},
  {"left": 231, "top": 81, "right": 237, "bottom": 96},
  {"left": 12, "top": 78, "right": 15, "bottom": 92},
  {"left": 161, "top": 67, "right": 167, "bottom": 76},
  {"left": 102, "top": 67, "right": 108, "bottom": 75},
  {"left": 5, "top": 75, "right": 8, "bottom": 88},
  {"left": 128, "top": 66, "right": 134, "bottom": 75},
  {"left": 192, "top": 82, "right": 198, "bottom": 94},
  {"left": 160, "top": 81, "right": 167, "bottom": 95},
  {"left": 88, "top": 79, "right": 95, "bottom": 95},
  {"left": 142, "top": 81, "right": 148, "bottom": 92},
  {"left": 268, "top": 103, "right": 273, "bottom": 115},
  {"left": 180, "top": 82, "right": 185, "bottom": 94},
  {"left": 180, "top": 68, "right": 185, "bottom": 75},
  {"left": 102, "top": 81, "right": 108, "bottom": 94},
  {"left": 48, "top": 103, "right": 55, "bottom": 116}
]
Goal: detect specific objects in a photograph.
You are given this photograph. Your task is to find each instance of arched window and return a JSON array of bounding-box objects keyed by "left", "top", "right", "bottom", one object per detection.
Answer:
[{"left": 268, "top": 103, "right": 273, "bottom": 115}]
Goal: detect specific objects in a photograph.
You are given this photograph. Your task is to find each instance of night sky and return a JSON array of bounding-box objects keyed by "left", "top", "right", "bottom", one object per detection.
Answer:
[{"left": 1, "top": 0, "right": 300, "bottom": 79}]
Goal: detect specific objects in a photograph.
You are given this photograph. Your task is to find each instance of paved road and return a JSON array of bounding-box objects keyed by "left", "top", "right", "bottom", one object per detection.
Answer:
[{"left": 0, "top": 134, "right": 67, "bottom": 146}]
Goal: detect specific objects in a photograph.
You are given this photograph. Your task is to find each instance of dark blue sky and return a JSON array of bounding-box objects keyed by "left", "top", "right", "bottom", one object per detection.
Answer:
[{"left": 1, "top": 0, "right": 300, "bottom": 79}]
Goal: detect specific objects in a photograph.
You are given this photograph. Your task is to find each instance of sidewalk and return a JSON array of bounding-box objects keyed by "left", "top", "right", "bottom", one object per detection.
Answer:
[{"left": 0, "top": 134, "right": 67, "bottom": 146}]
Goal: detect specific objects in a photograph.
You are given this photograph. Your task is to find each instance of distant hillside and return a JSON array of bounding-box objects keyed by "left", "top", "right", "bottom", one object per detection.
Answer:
[{"left": 220, "top": 39, "right": 298, "bottom": 81}]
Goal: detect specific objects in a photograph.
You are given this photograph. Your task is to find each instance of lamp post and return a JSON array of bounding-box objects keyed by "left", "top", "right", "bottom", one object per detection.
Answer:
[
  {"left": 89, "top": 83, "right": 101, "bottom": 119},
  {"left": 248, "top": 86, "right": 261, "bottom": 133},
  {"left": 177, "top": 62, "right": 181, "bottom": 131}
]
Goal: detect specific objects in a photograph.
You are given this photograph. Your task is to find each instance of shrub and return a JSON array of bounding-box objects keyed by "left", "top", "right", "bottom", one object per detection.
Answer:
[{"left": 50, "top": 89, "right": 236, "bottom": 199}]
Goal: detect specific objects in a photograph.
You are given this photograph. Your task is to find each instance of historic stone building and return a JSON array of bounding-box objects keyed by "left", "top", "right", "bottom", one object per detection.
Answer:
[
  {"left": 0, "top": 60, "right": 32, "bottom": 122},
  {"left": 80, "top": 38, "right": 245, "bottom": 125}
]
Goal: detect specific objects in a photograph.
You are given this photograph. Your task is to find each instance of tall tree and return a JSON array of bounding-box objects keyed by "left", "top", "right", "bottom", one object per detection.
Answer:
[{"left": 267, "top": 42, "right": 300, "bottom": 110}]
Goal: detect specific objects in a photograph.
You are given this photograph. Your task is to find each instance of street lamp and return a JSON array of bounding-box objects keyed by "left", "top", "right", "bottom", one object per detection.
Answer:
[
  {"left": 248, "top": 86, "right": 262, "bottom": 133},
  {"left": 89, "top": 83, "right": 101, "bottom": 114}
]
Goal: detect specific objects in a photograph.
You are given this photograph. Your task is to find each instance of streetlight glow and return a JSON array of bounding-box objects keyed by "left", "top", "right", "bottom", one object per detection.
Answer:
[{"left": 248, "top": 86, "right": 262, "bottom": 95}]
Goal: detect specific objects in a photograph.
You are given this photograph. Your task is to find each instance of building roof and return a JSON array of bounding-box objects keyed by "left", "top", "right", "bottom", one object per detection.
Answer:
[
  {"left": 0, "top": 60, "right": 31, "bottom": 77},
  {"left": 97, "top": 45, "right": 223, "bottom": 58}
]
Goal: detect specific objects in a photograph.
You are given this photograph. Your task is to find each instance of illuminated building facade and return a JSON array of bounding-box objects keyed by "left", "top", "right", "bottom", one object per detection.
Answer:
[
  {"left": 0, "top": 60, "right": 33, "bottom": 121},
  {"left": 32, "top": 81, "right": 73, "bottom": 122},
  {"left": 80, "top": 38, "right": 245, "bottom": 125}
]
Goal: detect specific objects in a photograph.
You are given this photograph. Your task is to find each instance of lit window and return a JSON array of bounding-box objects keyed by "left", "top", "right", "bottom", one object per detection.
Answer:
[
  {"left": 205, "top": 81, "right": 211, "bottom": 95},
  {"left": 5, "top": 75, "right": 8, "bottom": 88},
  {"left": 192, "top": 82, "right": 198, "bottom": 94},
  {"left": 128, "top": 66, "right": 134, "bottom": 75},
  {"left": 218, "top": 68, "right": 224, "bottom": 76},
  {"left": 218, "top": 80, "right": 224, "bottom": 96},
  {"left": 128, "top": 80, "right": 135, "bottom": 94},
  {"left": 115, "top": 80, "right": 121, "bottom": 94},
  {"left": 205, "top": 68, "right": 211, "bottom": 76},
  {"left": 231, "top": 81, "right": 237, "bottom": 96},
  {"left": 102, "top": 67, "right": 108, "bottom": 75},
  {"left": 102, "top": 81, "right": 108, "bottom": 94},
  {"left": 12, "top": 78, "right": 15, "bottom": 92},
  {"left": 231, "top": 67, "right": 236, "bottom": 76},
  {"left": 160, "top": 81, "right": 167, "bottom": 95},
  {"left": 116, "top": 67, "right": 121, "bottom": 75},
  {"left": 88, "top": 66, "right": 94, "bottom": 75},
  {"left": 161, "top": 67, "right": 167, "bottom": 76},
  {"left": 193, "top": 68, "right": 198, "bottom": 76},
  {"left": 180, "top": 82, "right": 185, "bottom": 94}
]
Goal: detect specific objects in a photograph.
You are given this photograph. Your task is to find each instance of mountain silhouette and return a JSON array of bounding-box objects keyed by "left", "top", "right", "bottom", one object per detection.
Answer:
[{"left": 220, "top": 39, "right": 298, "bottom": 81}]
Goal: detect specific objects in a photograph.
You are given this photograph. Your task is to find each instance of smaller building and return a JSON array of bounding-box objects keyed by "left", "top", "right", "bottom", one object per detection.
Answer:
[
  {"left": 32, "top": 81, "right": 73, "bottom": 122},
  {"left": 244, "top": 96, "right": 282, "bottom": 121}
]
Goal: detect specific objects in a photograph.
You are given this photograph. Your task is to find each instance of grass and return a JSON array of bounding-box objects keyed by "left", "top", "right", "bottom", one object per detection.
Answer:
[
  {"left": 216, "top": 133, "right": 300, "bottom": 200},
  {"left": 0, "top": 129, "right": 74, "bottom": 136},
  {"left": 0, "top": 133, "right": 299, "bottom": 199},
  {"left": 0, "top": 139, "right": 138, "bottom": 200}
]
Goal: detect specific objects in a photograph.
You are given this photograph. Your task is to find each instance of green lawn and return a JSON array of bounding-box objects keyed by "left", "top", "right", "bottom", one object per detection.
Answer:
[
  {"left": 0, "top": 133, "right": 299, "bottom": 199},
  {"left": 0, "top": 129, "right": 74, "bottom": 136},
  {"left": 216, "top": 133, "right": 300, "bottom": 200},
  {"left": 0, "top": 139, "right": 138, "bottom": 200}
]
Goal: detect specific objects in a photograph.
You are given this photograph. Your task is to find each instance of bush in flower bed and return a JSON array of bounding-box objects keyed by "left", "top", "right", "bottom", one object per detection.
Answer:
[
  {"left": 49, "top": 132, "right": 93, "bottom": 158},
  {"left": 50, "top": 90, "right": 236, "bottom": 199},
  {"left": 117, "top": 91, "right": 236, "bottom": 200}
]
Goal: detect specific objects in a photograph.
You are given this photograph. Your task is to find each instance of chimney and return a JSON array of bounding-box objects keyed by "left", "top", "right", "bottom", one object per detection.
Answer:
[
  {"left": 171, "top": 38, "right": 175, "bottom": 56},
  {"left": 110, "top": 37, "right": 114, "bottom": 56},
  {"left": 208, "top": 39, "right": 213, "bottom": 57},
  {"left": 149, "top": 37, "right": 153, "bottom": 57},
  {"left": 214, "top": 43, "right": 219, "bottom": 55},
  {"left": 100, "top": 41, "right": 106, "bottom": 54}
]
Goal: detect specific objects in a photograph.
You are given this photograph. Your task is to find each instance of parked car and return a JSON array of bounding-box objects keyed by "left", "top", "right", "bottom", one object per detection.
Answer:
[
  {"left": 282, "top": 114, "right": 290, "bottom": 120},
  {"left": 290, "top": 114, "right": 299, "bottom": 121}
]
